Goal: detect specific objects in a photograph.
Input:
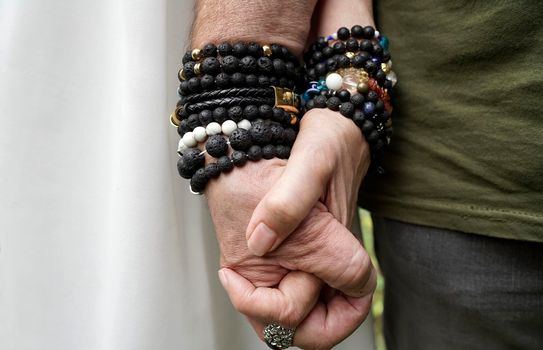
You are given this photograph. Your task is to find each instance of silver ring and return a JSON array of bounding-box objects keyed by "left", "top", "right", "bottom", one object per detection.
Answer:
[{"left": 263, "top": 324, "right": 295, "bottom": 349}]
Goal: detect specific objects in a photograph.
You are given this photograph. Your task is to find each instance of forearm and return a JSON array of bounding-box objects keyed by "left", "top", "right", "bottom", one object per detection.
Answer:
[
  {"left": 191, "top": 0, "right": 318, "bottom": 56},
  {"left": 310, "top": 0, "right": 374, "bottom": 39}
]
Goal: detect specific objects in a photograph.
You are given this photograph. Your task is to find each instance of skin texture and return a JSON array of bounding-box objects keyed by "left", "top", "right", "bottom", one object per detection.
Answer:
[{"left": 191, "top": 0, "right": 377, "bottom": 348}]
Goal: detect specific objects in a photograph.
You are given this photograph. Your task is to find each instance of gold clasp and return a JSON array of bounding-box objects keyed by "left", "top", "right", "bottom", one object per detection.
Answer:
[{"left": 272, "top": 87, "right": 300, "bottom": 113}]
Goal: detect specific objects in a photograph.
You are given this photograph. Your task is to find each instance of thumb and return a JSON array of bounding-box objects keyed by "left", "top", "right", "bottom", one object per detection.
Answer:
[{"left": 245, "top": 126, "right": 335, "bottom": 256}]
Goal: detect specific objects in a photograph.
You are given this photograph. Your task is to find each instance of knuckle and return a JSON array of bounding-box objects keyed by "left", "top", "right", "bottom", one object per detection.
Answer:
[{"left": 337, "top": 248, "right": 372, "bottom": 295}]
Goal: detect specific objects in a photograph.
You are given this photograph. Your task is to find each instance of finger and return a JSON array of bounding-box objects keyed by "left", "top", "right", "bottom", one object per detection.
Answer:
[
  {"left": 245, "top": 120, "right": 337, "bottom": 257},
  {"left": 218, "top": 268, "right": 323, "bottom": 328},
  {"left": 287, "top": 210, "right": 377, "bottom": 298},
  {"left": 294, "top": 291, "right": 374, "bottom": 349}
]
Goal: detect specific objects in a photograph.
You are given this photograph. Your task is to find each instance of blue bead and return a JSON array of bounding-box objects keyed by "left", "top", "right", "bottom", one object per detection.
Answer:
[
  {"left": 363, "top": 102, "right": 376, "bottom": 116},
  {"left": 302, "top": 91, "right": 311, "bottom": 102},
  {"left": 371, "top": 57, "right": 381, "bottom": 65},
  {"left": 326, "top": 35, "right": 334, "bottom": 41},
  {"left": 379, "top": 36, "right": 389, "bottom": 50}
]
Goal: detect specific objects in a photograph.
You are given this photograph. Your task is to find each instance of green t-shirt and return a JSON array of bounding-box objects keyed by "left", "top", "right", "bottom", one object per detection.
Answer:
[{"left": 359, "top": 0, "right": 543, "bottom": 242}]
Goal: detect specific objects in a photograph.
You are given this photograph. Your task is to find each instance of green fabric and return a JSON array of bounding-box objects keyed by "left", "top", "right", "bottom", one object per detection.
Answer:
[{"left": 359, "top": 0, "right": 543, "bottom": 242}]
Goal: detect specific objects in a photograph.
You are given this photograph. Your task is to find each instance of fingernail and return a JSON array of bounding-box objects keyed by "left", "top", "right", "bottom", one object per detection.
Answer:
[
  {"left": 247, "top": 222, "right": 277, "bottom": 257},
  {"left": 218, "top": 269, "right": 228, "bottom": 288}
]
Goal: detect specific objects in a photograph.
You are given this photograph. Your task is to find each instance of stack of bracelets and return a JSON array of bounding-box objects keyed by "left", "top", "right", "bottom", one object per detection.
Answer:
[
  {"left": 171, "top": 42, "right": 303, "bottom": 194},
  {"left": 170, "top": 26, "right": 397, "bottom": 193},
  {"left": 302, "top": 25, "right": 396, "bottom": 170}
]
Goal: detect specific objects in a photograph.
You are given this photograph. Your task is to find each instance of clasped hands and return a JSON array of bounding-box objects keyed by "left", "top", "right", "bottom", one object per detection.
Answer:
[{"left": 206, "top": 108, "right": 376, "bottom": 349}]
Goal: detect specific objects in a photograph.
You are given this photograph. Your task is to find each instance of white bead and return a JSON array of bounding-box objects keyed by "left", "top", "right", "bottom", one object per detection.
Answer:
[
  {"left": 237, "top": 119, "right": 251, "bottom": 130},
  {"left": 374, "top": 30, "right": 380, "bottom": 39},
  {"left": 331, "top": 32, "right": 338, "bottom": 40},
  {"left": 325, "top": 73, "right": 343, "bottom": 91},
  {"left": 221, "top": 120, "right": 237, "bottom": 136},
  {"left": 386, "top": 71, "right": 398, "bottom": 87},
  {"left": 177, "top": 139, "right": 188, "bottom": 155},
  {"left": 193, "top": 126, "right": 207, "bottom": 142},
  {"left": 181, "top": 132, "right": 197, "bottom": 148},
  {"left": 205, "top": 122, "right": 222, "bottom": 135}
]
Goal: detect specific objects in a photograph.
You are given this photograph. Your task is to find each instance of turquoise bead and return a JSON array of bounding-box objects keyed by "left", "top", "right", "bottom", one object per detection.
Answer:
[{"left": 379, "top": 36, "right": 389, "bottom": 50}]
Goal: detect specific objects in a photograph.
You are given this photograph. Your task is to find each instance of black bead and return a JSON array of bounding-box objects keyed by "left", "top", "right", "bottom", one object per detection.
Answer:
[
  {"left": 374, "top": 139, "right": 385, "bottom": 151},
  {"left": 244, "top": 105, "right": 259, "bottom": 120},
  {"left": 262, "top": 144, "right": 276, "bottom": 159},
  {"left": 206, "top": 135, "right": 228, "bottom": 158},
  {"left": 187, "top": 114, "right": 200, "bottom": 129},
  {"left": 333, "top": 41, "right": 346, "bottom": 54},
  {"left": 217, "top": 156, "right": 234, "bottom": 172},
  {"left": 375, "top": 69, "right": 387, "bottom": 85},
  {"left": 337, "top": 55, "right": 350, "bottom": 68},
  {"left": 326, "top": 96, "right": 341, "bottom": 111},
  {"left": 367, "top": 129, "right": 380, "bottom": 143},
  {"left": 339, "top": 102, "right": 355, "bottom": 118},
  {"left": 351, "top": 25, "right": 364, "bottom": 39},
  {"left": 279, "top": 77, "right": 289, "bottom": 87},
  {"left": 228, "top": 106, "right": 244, "bottom": 122},
  {"left": 217, "top": 43, "right": 233, "bottom": 56},
  {"left": 213, "top": 107, "right": 228, "bottom": 123},
  {"left": 353, "top": 110, "right": 365, "bottom": 127},
  {"left": 322, "top": 46, "right": 334, "bottom": 59},
  {"left": 222, "top": 55, "right": 239, "bottom": 74},
  {"left": 182, "top": 148, "right": 205, "bottom": 172},
  {"left": 179, "top": 81, "right": 190, "bottom": 95},
  {"left": 182, "top": 51, "right": 192, "bottom": 64},
  {"left": 363, "top": 26, "right": 375, "bottom": 39},
  {"left": 273, "top": 59, "right": 286, "bottom": 75},
  {"left": 313, "top": 95, "right": 328, "bottom": 108},
  {"left": 269, "top": 76, "right": 278, "bottom": 86},
  {"left": 305, "top": 99, "right": 315, "bottom": 110},
  {"left": 285, "top": 61, "right": 295, "bottom": 77},
  {"left": 215, "top": 73, "right": 230, "bottom": 88},
  {"left": 352, "top": 54, "right": 366, "bottom": 68},
  {"left": 198, "top": 110, "right": 214, "bottom": 126},
  {"left": 232, "top": 150, "right": 248, "bottom": 166},
  {"left": 177, "top": 120, "right": 190, "bottom": 136},
  {"left": 366, "top": 90, "right": 379, "bottom": 103},
  {"left": 232, "top": 42, "right": 248, "bottom": 57},
  {"left": 204, "top": 163, "right": 221, "bottom": 178},
  {"left": 361, "top": 120, "right": 375, "bottom": 135},
  {"left": 246, "top": 74, "right": 258, "bottom": 86},
  {"left": 247, "top": 42, "right": 263, "bottom": 57},
  {"left": 183, "top": 61, "right": 196, "bottom": 78},
  {"left": 275, "top": 145, "right": 289, "bottom": 159},
  {"left": 382, "top": 50, "right": 391, "bottom": 62},
  {"left": 190, "top": 168, "right": 208, "bottom": 193},
  {"left": 312, "top": 51, "right": 324, "bottom": 63},
  {"left": 316, "top": 36, "right": 327, "bottom": 50},
  {"left": 283, "top": 128, "right": 296, "bottom": 146},
  {"left": 326, "top": 58, "right": 338, "bottom": 71},
  {"left": 315, "top": 62, "right": 327, "bottom": 76},
  {"left": 375, "top": 100, "right": 385, "bottom": 114},
  {"left": 358, "top": 51, "right": 371, "bottom": 62},
  {"left": 258, "top": 104, "right": 273, "bottom": 119},
  {"left": 201, "top": 57, "right": 221, "bottom": 75},
  {"left": 360, "top": 40, "right": 373, "bottom": 53},
  {"left": 187, "top": 77, "right": 201, "bottom": 93},
  {"left": 337, "top": 89, "right": 351, "bottom": 102},
  {"left": 250, "top": 121, "right": 272, "bottom": 145},
  {"left": 200, "top": 74, "right": 215, "bottom": 90},
  {"left": 351, "top": 93, "right": 365, "bottom": 107},
  {"left": 384, "top": 79, "right": 393, "bottom": 91},
  {"left": 258, "top": 75, "right": 270, "bottom": 87},
  {"left": 202, "top": 43, "right": 217, "bottom": 57},
  {"left": 364, "top": 60, "right": 377, "bottom": 74},
  {"left": 270, "top": 123, "right": 285, "bottom": 143},
  {"left": 240, "top": 56, "right": 257, "bottom": 73},
  {"left": 247, "top": 145, "right": 263, "bottom": 161},
  {"left": 270, "top": 44, "right": 283, "bottom": 58},
  {"left": 307, "top": 67, "right": 317, "bottom": 81},
  {"left": 229, "top": 128, "right": 252, "bottom": 150},
  {"left": 337, "top": 27, "right": 350, "bottom": 40},
  {"left": 346, "top": 38, "right": 359, "bottom": 51},
  {"left": 231, "top": 72, "right": 245, "bottom": 86},
  {"left": 373, "top": 44, "right": 383, "bottom": 58},
  {"left": 272, "top": 107, "right": 284, "bottom": 122},
  {"left": 177, "top": 157, "right": 194, "bottom": 179}
]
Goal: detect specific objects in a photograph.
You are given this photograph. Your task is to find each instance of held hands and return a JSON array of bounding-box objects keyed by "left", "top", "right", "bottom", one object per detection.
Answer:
[{"left": 206, "top": 109, "right": 376, "bottom": 349}]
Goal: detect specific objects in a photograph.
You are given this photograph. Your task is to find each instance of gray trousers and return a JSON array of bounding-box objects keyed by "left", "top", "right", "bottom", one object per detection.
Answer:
[{"left": 373, "top": 217, "right": 543, "bottom": 350}]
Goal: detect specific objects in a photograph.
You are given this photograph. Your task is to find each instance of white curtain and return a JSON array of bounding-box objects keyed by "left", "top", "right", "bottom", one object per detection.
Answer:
[{"left": 0, "top": 0, "right": 374, "bottom": 349}]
